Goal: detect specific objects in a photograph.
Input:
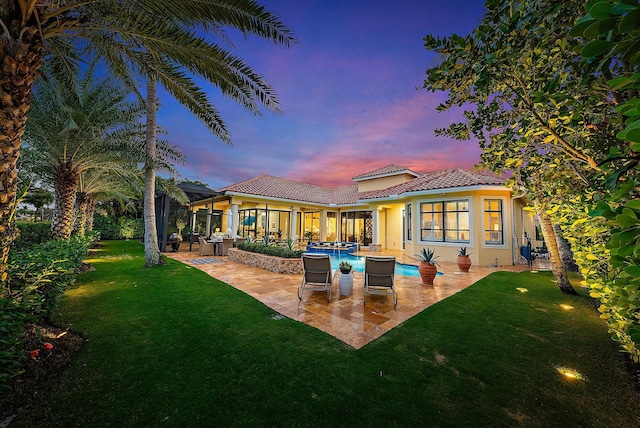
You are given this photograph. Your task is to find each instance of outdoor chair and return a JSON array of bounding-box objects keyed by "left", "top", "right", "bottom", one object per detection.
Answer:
[
  {"left": 219, "top": 238, "right": 235, "bottom": 256},
  {"left": 363, "top": 256, "right": 397, "bottom": 307},
  {"left": 298, "top": 253, "right": 334, "bottom": 302},
  {"left": 198, "top": 237, "right": 215, "bottom": 256}
]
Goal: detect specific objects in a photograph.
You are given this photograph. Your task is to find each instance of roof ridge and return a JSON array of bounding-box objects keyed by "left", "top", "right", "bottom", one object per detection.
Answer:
[
  {"left": 216, "top": 174, "right": 267, "bottom": 191},
  {"left": 264, "top": 174, "right": 334, "bottom": 190}
]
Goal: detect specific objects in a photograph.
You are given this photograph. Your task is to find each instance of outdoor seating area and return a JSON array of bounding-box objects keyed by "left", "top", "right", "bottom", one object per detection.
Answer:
[
  {"left": 164, "top": 245, "right": 547, "bottom": 348},
  {"left": 306, "top": 241, "right": 358, "bottom": 254}
]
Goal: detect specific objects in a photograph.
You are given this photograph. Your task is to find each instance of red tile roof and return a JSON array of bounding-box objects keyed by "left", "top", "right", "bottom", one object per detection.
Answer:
[
  {"left": 219, "top": 175, "right": 347, "bottom": 205},
  {"left": 217, "top": 168, "right": 506, "bottom": 205},
  {"left": 352, "top": 164, "right": 420, "bottom": 181},
  {"left": 361, "top": 169, "right": 506, "bottom": 200}
]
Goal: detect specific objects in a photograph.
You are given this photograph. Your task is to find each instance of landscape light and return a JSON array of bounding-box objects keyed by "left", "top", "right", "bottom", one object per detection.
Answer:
[{"left": 555, "top": 366, "right": 585, "bottom": 381}]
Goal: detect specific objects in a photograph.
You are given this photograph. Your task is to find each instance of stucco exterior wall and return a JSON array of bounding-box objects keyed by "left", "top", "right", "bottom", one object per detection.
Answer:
[
  {"left": 356, "top": 174, "right": 415, "bottom": 192},
  {"left": 404, "top": 189, "right": 522, "bottom": 267}
]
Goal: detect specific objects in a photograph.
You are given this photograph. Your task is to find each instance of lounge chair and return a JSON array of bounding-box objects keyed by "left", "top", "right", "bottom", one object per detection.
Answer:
[
  {"left": 363, "top": 256, "right": 397, "bottom": 307},
  {"left": 198, "top": 237, "right": 215, "bottom": 256},
  {"left": 298, "top": 253, "right": 334, "bottom": 302}
]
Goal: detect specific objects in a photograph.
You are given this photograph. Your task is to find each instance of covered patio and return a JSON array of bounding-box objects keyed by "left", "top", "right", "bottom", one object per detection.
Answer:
[{"left": 164, "top": 248, "right": 550, "bottom": 349}]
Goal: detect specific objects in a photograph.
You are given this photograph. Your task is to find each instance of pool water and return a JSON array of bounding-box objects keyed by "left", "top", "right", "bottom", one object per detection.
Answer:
[{"left": 329, "top": 254, "right": 441, "bottom": 277}]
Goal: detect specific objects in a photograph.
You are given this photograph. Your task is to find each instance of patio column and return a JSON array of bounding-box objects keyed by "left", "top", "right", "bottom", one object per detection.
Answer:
[
  {"left": 372, "top": 207, "right": 382, "bottom": 248},
  {"left": 290, "top": 207, "right": 298, "bottom": 241},
  {"left": 231, "top": 204, "right": 239, "bottom": 236},
  {"left": 319, "top": 210, "right": 327, "bottom": 242},
  {"left": 206, "top": 207, "right": 212, "bottom": 238}
]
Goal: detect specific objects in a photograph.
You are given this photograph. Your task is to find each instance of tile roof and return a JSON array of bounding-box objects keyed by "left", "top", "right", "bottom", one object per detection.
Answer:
[
  {"left": 352, "top": 164, "right": 420, "bottom": 181},
  {"left": 218, "top": 175, "right": 358, "bottom": 205},
  {"left": 217, "top": 169, "right": 506, "bottom": 205},
  {"left": 361, "top": 169, "right": 506, "bottom": 200}
]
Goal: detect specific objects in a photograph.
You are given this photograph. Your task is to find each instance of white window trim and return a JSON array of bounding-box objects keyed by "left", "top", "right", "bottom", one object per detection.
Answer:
[
  {"left": 481, "top": 196, "right": 509, "bottom": 249},
  {"left": 418, "top": 197, "right": 473, "bottom": 247}
]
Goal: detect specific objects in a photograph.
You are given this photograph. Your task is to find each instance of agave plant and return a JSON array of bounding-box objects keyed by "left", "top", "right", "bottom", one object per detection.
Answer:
[
  {"left": 457, "top": 247, "right": 471, "bottom": 256},
  {"left": 286, "top": 238, "right": 295, "bottom": 251},
  {"left": 415, "top": 247, "right": 441, "bottom": 267}
]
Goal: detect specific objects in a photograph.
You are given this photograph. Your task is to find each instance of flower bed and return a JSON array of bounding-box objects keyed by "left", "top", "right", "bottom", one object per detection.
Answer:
[{"left": 228, "top": 249, "right": 302, "bottom": 274}]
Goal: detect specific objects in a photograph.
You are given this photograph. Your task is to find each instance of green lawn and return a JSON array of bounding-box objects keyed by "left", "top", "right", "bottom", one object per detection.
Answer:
[{"left": 11, "top": 240, "right": 640, "bottom": 427}]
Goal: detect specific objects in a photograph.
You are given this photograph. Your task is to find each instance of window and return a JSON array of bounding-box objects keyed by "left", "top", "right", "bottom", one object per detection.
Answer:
[
  {"left": 303, "top": 212, "right": 320, "bottom": 242},
  {"left": 326, "top": 212, "right": 337, "bottom": 241},
  {"left": 406, "top": 204, "right": 412, "bottom": 241},
  {"left": 484, "top": 199, "right": 503, "bottom": 244},
  {"left": 420, "top": 200, "right": 469, "bottom": 243},
  {"left": 340, "top": 211, "right": 372, "bottom": 245}
]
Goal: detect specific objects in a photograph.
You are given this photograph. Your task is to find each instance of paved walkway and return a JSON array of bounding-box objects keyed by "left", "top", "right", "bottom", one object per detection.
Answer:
[{"left": 164, "top": 248, "right": 549, "bottom": 349}]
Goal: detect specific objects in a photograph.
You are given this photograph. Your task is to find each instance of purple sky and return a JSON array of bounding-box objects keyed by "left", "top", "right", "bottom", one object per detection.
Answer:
[{"left": 157, "top": 0, "right": 487, "bottom": 189}]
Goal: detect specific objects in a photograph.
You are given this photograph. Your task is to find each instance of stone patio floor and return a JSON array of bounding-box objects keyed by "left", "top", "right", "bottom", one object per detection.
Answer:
[{"left": 164, "top": 247, "right": 549, "bottom": 349}]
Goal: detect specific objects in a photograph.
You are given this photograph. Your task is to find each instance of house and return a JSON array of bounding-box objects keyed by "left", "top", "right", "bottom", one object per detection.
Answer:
[{"left": 187, "top": 164, "right": 535, "bottom": 266}]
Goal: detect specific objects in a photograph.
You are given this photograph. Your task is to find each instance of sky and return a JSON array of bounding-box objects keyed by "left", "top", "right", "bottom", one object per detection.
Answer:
[{"left": 157, "top": 0, "right": 487, "bottom": 189}]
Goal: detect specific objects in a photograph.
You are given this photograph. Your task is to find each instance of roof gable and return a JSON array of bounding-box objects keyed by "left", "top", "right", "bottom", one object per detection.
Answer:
[
  {"left": 352, "top": 164, "right": 420, "bottom": 181},
  {"left": 362, "top": 169, "right": 506, "bottom": 200}
]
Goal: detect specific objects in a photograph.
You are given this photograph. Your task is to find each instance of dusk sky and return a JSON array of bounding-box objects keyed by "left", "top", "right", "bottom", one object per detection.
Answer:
[{"left": 157, "top": 0, "right": 487, "bottom": 189}]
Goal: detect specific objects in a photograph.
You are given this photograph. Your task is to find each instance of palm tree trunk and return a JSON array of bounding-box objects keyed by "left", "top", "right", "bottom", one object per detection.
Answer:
[
  {"left": 0, "top": 26, "right": 44, "bottom": 281},
  {"left": 143, "top": 78, "right": 164, "bottom": 267},
  {"left": 537, "top": 207, "right": 577, "bottom": 295},
  {"left": 51, "top": 167, "right": 80, "bottom": 240},
  {"left": 75, "top": 191, "right": 88, "bottom": 236},
  {"left": 86, "top": 199, "right": 96, "bottom": 232}
]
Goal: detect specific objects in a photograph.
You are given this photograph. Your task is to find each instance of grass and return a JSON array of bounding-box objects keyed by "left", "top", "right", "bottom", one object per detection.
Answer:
[{"left": 10, "top": 240, "right": 640, "bottom": 427}]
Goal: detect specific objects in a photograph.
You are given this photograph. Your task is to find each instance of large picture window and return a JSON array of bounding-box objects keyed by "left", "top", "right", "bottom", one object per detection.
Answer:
[
  {"left": 420, "top": 200, "right": 469, "bottom": 243},
  {"left": 484, "top": 199, "right": 503, "bottom": 244}
]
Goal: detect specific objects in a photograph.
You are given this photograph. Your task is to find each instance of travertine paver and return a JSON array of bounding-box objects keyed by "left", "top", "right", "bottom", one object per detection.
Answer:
[{"left": 165, "top": 248, "right": 549, "bottom": 349}]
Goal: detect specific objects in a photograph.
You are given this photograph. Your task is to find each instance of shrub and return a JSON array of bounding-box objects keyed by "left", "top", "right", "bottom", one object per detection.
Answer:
[
  {"left": 92, "top": 215, "right": 120, "bottom": 240},
  {"left": 7, "top": 235, "right": 94, "bottom": 319},
  {"left": 0, "top": 297, "right": 33, "bottom": 390},
  {"left": 119, "top": 217, "right": 143, "bottom": 239},
  {"left": 237, "top": 242, "right": 304, "bottom": 259},
  {"left": 2, "top": 234, "right": 95, "bottom": 391},
  {"left": 13, "top": 222, "right": 52, "bottom": 250},
  {"left": 93, "top": 216, "right": 142, "bottom": 240}
]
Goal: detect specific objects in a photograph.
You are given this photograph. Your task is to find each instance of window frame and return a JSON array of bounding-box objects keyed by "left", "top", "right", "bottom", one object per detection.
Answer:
[
  {"left": 482, "top": 197, "right": 507, "bottom": 248},
  {"left": 419, "top": 198, "right": 471, "bottom": 245}
]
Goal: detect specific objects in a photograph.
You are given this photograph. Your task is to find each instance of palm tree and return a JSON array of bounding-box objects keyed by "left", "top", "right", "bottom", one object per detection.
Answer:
[
  {"left": 75, "top": 168, "right": 142, "bottom": 236},
  {"left": 24, "top": 65, "right": 146, "bottom": 239},
  {"left": 0, "top": 1, "right": 295, "bottom": 273}
]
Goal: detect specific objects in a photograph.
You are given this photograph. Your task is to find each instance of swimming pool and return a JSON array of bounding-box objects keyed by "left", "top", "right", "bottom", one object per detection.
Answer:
[{"left": 329, "top": 254, "right": 424, "bottom": 277}]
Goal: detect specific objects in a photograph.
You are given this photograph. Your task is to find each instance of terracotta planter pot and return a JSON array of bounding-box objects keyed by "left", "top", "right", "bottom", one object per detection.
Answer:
[
  {"left": 418, "top": 262, "right": 438, "bottom": 285},
  {"left": 457, "top": 255, "right": 472, "bottom": 272}
]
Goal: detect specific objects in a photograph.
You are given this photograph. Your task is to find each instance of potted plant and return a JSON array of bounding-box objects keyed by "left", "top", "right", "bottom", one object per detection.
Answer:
[
  {"left": 338, "top": 261, "right": 353, "bottom": 295},
  {"left": 176, "top": 218, "right": 186, "bottom": 241},
  {"left": 339, "top": 261, "right": 352, "bottom": 274},
  {"left": 414, "top": 247, "right": 440, "bottom": 285},
  {"left": 456, "top": 247, "right": 472, "bottom": 272},
  {"left": 304, "top": 230, "right": 314, "bottom": 244}
]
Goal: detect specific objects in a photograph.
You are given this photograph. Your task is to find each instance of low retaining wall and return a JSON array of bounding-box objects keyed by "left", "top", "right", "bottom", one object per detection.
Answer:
[{"left": 228, "top": 249, "right": 303, "bottom": 274}]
